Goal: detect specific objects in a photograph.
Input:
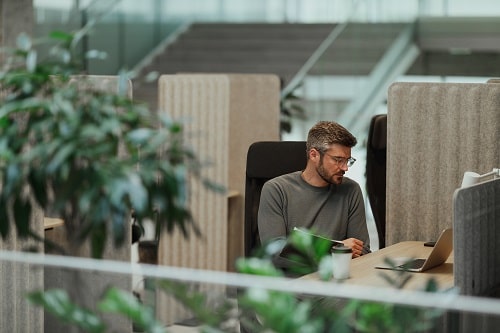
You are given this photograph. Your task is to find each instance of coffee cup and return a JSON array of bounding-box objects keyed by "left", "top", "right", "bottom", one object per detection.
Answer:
[{"left": 331, "top": 245, "right": 352, "bottom": 280}]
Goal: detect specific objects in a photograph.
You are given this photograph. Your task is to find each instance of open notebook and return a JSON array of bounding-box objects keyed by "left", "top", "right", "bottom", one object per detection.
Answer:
[
  {"left": 279, "top": 227, "right": 344, "bottom": 259},
  {"left": 375, "top": 228, "right": 453, "bottom": 272}
]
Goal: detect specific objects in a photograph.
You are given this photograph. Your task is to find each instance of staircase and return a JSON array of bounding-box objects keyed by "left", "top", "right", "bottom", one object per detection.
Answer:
[
  {"left": 133, "top": 23, "right": 335, "bottom": 110},
  {"left": 310, "top": 22, "right": 408, "bottom": 76},
  {"left": 132, "top": 22, "right": 408, "bottom": 112}
]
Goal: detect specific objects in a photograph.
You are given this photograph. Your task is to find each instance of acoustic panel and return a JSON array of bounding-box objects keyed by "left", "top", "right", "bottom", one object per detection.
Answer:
[
  {"left": 387, "top": 82, "right": 500, "bottom": 244},
  {"left": 453, "top": 178, "right": 500, "bottom": 296},
  {"left": 156, "top": 73, "right": 280, "bottom": 324},
  {"left": 453, "top": 178, "right": 500, "bottom": 331},
  {"left": 157, "top": 73, "right": 280, "bottom": 272},
  {"left": 158, "top": 74, "right": 231, "bottom": 272}
]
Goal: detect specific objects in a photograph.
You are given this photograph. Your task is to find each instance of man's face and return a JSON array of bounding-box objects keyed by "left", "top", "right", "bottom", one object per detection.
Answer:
[{"left": 315, "top": 144, "right": 352, "bottom": 185}]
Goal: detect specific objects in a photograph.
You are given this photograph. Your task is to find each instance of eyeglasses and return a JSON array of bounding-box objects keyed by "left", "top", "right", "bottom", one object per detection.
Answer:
[{"left": 324, "top": 153, "right": 356, "bottom": 168}]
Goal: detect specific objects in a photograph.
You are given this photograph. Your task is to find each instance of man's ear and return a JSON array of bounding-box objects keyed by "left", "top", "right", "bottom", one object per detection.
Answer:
[{"left": 309, "top": 148, "right": 320, "bottom": 161}]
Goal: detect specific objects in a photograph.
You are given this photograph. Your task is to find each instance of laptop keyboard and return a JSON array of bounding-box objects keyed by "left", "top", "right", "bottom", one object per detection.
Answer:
[{"left": 399, "top": 258, "right": 426, "bottom": 270}]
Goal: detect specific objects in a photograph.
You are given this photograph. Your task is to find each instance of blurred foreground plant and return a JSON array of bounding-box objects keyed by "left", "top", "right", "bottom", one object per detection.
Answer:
[
  {"left": 234, "top": 228, "right": 448, "bottom": 333},
  {"left": 0, "top": 30, "right": 223, "bottom": 257},
  {"left": 27, "top": 287, "right": 165, "bottom": 333},
  {"left": 27, "top": 228, "right": 450, "bottom": 333}
]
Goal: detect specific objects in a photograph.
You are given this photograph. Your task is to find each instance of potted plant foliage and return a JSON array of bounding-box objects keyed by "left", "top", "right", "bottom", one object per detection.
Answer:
[
  {"left": 26, "top": 228, "right": 446, "bottom": 333},
  {"left": 0, "top": 25, "right": 224, "bottom": 333},
  {"left": 0, "top": 29, "right": 221, "bottom": 258}
]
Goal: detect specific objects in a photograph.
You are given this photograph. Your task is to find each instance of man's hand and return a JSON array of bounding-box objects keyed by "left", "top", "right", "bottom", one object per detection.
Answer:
[{"left": 342, "top": 238, "right": 364, "bottom": 258}]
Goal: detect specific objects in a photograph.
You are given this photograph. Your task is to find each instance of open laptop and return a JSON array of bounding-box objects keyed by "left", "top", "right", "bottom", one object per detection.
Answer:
[{"left": 375, "top": 228, "right": 453, "bottom": 272}]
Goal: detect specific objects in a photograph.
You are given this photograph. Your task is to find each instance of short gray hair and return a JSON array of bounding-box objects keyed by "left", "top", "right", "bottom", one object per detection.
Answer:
[{"left": 306, "top": 121, "right": 357, "bottom": 153}]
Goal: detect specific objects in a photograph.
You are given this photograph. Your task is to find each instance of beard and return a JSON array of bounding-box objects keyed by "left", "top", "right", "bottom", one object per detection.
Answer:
[{"left": 317, "top": 159, "right": 344, "bottom": 185}]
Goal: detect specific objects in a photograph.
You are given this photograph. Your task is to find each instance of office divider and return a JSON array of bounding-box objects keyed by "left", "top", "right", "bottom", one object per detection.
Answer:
[
  {"left": 453, "top": 178, "right": 500, "bottom": 330},
  {"left": 156, "top": 73, "right": 280, "bottom": 324},
  {"left": 386, "top": 82, "right": 500, "bottom": 244}
]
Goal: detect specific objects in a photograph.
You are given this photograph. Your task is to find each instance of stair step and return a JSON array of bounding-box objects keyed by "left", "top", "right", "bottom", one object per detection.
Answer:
[{"left": 133, "top": 22, "right": 406, "bottom": 110}]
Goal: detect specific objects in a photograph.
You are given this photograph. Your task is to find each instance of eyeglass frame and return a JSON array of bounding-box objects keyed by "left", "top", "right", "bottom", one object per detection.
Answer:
[{"left": 322, "top": 152, "right": 356, "bottom": 168}]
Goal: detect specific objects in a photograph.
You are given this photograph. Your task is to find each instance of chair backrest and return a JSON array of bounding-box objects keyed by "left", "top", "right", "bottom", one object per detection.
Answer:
[
  {"left": 366, "top": 114, "right": 387, "bottom": 248},
  {"left": 244, "top": 141, "right": 307, "bottom": 257}
]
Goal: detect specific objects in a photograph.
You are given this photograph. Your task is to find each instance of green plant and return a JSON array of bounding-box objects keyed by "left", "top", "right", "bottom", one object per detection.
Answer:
[
  {"left": 234, "top": 229, "right": 447, "bottom": 333},
  {"left": 27, "top": 287, "right": 166, "bottom": 333},
  {"left": 238, "top": 227, "right": 334, "bottom": 279},
  {"left": 0, "top": 30, "right": 222, "bottom": 257},
  {"left": 280, "top": 87, "right": 307, "bottom": 135},
  {"left": 26, "top": 227, "right": 448, "bottom": 333}
]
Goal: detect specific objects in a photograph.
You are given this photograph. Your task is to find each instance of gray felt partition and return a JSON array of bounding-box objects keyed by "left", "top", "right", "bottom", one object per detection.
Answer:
[
  {"left": 0, "top": 209, "right": 45, "bottom": 332},
  {"left": 453, "top": 178, "right": 500, "bottom": 331},
  {"left": 386, "top": 82, "right": 500, "bottom": 245},
  {"left": 453, "top": 178, "right": 500, "bottom": 297},
  {"left": 156, "top": 73, "right": 280, "bottom": 324}
]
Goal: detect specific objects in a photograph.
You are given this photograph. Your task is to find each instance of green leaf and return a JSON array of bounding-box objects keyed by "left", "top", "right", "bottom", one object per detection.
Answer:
[
  {"left": 158, "top": 280, "right": 231, "bottom": 328},
  {"left": 117, "top": 70, "right": 130, "bottom": 96},
  {"left": 239, "top": 288, "right": 322, "bottom": 333},
  {"left": 27, "top": 289, "right": 106, "bottom": 333},
  {"left": 236, "top": 258, "right": 283, "bottom": 277},
  {"left": 90, "top": 222, "right": 106, "bottom": 259},
  {"left": 127, "top": 128, "right": 154, "bottom": 144},
  {"left": 26, "top": 50, "right": 37, "bottom": 72},
  {"left": 0, "top": 115, "right": 10, "bottom": 128},
  {"left": 50, "top": 46, "right": 71, "bottom": 64},
  {"left": 28, "top": 170, "right": 48, "bottom": 208},
  {"left": 16, "top": 33, "right": 32, "bottom": 51},
  {"left": 0, "top": 98, "right": 49, "bottom": 119},
  {"left": 99, "top": 287, "right": 166, "bottom": 333},
  {"left": 13, "top": 196, "right": 31, "bottom": 237},
  {"left": 144, "top": 71, "right": 159, "bottom": 83},
  {"left": 111, "top": 211, "right": 126, "bottom": 246},
  {"left": 85, "top": 49, "right": 107, "bottom": 60},
  {"left": 128, "top": 182, "right": 148, "bottom": 214},
  {"left": 48, "top": 30, "right": 73, "bottom": 43},
  {"left": 46, "top": 143, "right": 75, "bottom": 174},
  {"left": 4, "top": 163, "right": 21, "bottom": 196},
  {"left": 0, "top": 198, "right": 10, "bottom": 238},
  {"left": 317, "top": 256, "right": 333, "bottom": 281}
]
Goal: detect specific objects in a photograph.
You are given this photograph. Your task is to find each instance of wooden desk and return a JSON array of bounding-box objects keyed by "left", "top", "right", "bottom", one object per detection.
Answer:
[
  {"left": 44, "top": 217, "right": 64, "bottom": 230},
  {"left": 302, "top": 241, "right": 454, "bottom": 291}
]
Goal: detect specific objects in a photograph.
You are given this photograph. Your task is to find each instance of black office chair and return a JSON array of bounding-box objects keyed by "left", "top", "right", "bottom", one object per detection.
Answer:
[
  {"left": 240, "top": 141, "right": 307, "bottom": 333},
  {"left": 244, "top": 141, "right": 307, "bottom": 257},
  {"left": 366, "top": 114, "right": 387, "bottom": 249}
]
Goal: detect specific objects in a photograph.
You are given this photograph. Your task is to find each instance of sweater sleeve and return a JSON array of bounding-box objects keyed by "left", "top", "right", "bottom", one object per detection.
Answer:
[
  {"left": 258, "top": 180, "right": 300, "bottom": 273},
  {"left": 346, "top": 182, "right": 371, "bottom": 254},
  {"left": 258, "top": 180, "right": 288, "bottom": 243}
]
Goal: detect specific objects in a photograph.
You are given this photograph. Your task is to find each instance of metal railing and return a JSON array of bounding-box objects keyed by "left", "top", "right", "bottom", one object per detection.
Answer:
[
  {"left": 2, "top": 249, "right": 500, "bottom": 333},
  {"left": 280, "top": 0, "right": 362, "bottom": 99},
  {"left": 339, "top": 21, "right": 420, "bottom": 137}
]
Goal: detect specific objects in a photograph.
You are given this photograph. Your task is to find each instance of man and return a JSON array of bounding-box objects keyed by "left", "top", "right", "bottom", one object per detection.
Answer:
[{"left": 258, "top": 121, "right": 370, "bottom": 270}]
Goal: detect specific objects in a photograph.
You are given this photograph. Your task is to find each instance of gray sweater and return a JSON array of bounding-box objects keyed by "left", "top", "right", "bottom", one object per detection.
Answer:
[{"left": 258, "top": 171, "right": 370, "bottom": 258}]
